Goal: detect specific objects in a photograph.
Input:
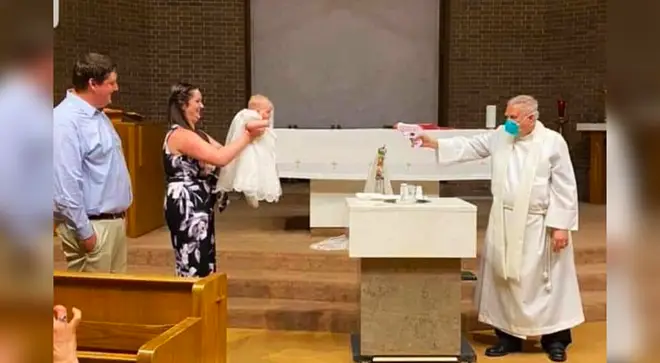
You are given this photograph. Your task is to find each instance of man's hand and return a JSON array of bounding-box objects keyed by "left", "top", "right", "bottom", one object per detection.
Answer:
[
  {"left": 414, "top": 134, "right": 438, "bottom": 149},
  {"left": 551, "top": 229, "right": 569, "bottom": 252},
  {"left": 53, "top": 305, "right": 81, "bottom": 363},
  {"left": 81, "top": 234, "right": 96, "bottom": 253}
]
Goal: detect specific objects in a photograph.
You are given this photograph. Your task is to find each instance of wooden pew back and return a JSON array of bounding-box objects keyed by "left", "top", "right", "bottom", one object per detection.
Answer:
[
  {"left": 77, "top": 318, "right": 202, "bottom": 363},
  {"left": 54, "top": 272, "right": 227, "bottom": 363}
]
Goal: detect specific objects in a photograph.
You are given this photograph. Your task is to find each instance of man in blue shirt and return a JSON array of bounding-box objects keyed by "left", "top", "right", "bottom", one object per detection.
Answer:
[{"left": 53, "top": 53, "right": 132, "bottom": 273}]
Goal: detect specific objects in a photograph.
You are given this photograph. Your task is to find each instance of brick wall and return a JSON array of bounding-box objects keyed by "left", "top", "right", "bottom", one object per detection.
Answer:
[
  {"left": 54, "top": 0, "right": 151, "bottom": 112},
  {"left": 54, "top": 0, "right": 247, "bottom": 142},
  {"left": 147, "top": 0, "right": 247, "bottom": 140},
  {"left": 54, "top": 0, "right": 605, "bottom": 198},
  {"left": 545, "top": 0, "right": 607, "bottom": 199},
  {"left": 442, "top": 0, "right": 606, "bottom": 198}
]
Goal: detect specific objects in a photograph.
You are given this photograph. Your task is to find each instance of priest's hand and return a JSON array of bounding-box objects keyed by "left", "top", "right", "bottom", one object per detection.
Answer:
[
  {"left": 551, "top": 229, "right": 569, "bottom": 252},
  {"left": 414, "top": 134, "right": 438, "bottom": 149}
]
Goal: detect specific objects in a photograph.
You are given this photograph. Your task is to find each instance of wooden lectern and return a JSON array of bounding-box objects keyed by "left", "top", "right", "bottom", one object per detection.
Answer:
[
  {"left": 347, "top": 197, "right": 477, "bottom": 363},
  {"left": 576, "top": 123, "right": 606, "bottom": 204},
  {"left": 105, "top": 109, "right": 167, "bottom": 238}
]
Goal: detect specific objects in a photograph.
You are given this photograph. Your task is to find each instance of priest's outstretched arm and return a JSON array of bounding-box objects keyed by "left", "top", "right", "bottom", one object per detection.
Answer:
[
  {"left": 416, "top": 131, "right": 494, "bottom": 164},
  {"left": 545, "top": 135, "right": 579, "bottom": 232}
]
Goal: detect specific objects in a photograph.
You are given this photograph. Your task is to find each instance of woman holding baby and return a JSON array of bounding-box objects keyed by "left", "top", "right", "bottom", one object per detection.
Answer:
[{"left": 162, "top": 83, "right": 268, "bottom": 277}]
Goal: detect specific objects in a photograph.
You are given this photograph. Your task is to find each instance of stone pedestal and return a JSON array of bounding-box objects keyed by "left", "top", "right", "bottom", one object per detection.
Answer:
[
  {"left": 360, "top": 258, "right": 462, "bottom": 356},
  {"left": 347, "top": 197, "right": 477, "bottom": 358}
]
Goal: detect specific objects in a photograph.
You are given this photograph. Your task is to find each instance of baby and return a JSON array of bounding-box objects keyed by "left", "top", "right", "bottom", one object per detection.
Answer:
[
  {"left": 217, "top": 94, "right": 282, "bottom": 208},
  {"left": 248, "top": 94, "right": 273, "bottom": 126}
]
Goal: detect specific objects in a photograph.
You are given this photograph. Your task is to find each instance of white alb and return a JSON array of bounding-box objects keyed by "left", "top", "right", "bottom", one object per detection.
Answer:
[
  {"left": 216, "top": 109, "right": 281, "bottom": 207},
  {"left": 435, "top": 121, "right": 584, "bottom": 338}
]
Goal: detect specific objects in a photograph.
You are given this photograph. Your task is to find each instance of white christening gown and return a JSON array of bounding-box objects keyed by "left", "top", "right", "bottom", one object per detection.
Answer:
[{"left": 216, "top": 108, "right": 281, "bottom": 208}]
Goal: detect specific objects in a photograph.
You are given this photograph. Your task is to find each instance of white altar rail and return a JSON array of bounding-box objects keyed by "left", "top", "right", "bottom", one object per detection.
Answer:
[
  {"left": 272, "top": 128, "right": 494, "bottom": 228},
  {"left": 274, "top": 128, "right": 494, "bottom": 181}
]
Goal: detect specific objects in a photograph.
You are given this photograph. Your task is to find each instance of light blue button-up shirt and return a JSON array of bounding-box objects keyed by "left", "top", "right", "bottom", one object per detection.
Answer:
[
  {"left": 0, "top": 72, "right": 52, "bottom": 245},
  {"left": 53, "top": 91, "right": 132, "bottom": 240}
]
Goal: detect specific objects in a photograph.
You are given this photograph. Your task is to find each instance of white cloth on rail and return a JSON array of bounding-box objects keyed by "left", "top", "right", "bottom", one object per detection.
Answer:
[
  {"left": 273, "top": 128, "right": 493, "bottom": 181},
  {"left": 217, "top": 108, "right": 281, "bottom": 208}
]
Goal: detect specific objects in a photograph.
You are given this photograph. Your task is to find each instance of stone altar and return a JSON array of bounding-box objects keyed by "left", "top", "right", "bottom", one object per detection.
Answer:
[{"left": 347, "top": 197, "right": 477, "bottom": 360}]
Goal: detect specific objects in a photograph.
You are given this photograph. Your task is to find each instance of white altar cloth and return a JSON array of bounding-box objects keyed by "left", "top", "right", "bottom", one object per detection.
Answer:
[
  {"left": 275, "top": 129, "right": 493, "bottom": 181},
  {"left": 273, "top": 128, "right": 493, "bottom": 228}
]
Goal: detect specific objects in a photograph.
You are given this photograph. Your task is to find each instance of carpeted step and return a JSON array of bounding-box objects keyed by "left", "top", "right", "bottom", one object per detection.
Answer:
[
  {"left": 460, "top": 245, "right": 606, "bottom": 271},
  {"left": 55, "top": 260, "right": 604, "bottom": 308},
  {"left": 54, "top": 242, "right": 605, "bottom": 274},
  {"left": 461, "top": 263, "right": 606, "bottom": 300},
  {"left": 223, "top": 264, "right": 604, "bottom": 303},
  {"left": 224, "top": 269, "right": 359, "bottom": 303},
  {"left": 228, "top": 297, "right": 358, "bottom": 333},
  {"left": 53, "top": 243, "right": 359, "bottom": 273},
  {"left": 227, "top": 291, "right": 606, "bottom": 333}
]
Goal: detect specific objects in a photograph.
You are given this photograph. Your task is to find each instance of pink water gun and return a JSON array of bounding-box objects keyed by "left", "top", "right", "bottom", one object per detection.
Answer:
[{"left": 394, "top": 122, "right": 424, "bottom": 148}]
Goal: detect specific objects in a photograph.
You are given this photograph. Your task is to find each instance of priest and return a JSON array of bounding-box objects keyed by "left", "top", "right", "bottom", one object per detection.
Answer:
[{"left": 416, "top": 95, "right": 583, "bottom": 362}]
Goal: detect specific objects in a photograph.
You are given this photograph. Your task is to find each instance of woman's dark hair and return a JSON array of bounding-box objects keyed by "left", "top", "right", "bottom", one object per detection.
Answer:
[
  {"left": 72, "top": 53, "right": 116, "bottom": 91},
  {"left": 168, "top": 82, "right": 210, "bottom": 142}
]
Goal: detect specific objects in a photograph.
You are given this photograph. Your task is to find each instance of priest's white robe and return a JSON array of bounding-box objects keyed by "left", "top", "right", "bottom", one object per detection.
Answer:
[{"left": 436, "top": 121, "right": 584, "bottom": 338}]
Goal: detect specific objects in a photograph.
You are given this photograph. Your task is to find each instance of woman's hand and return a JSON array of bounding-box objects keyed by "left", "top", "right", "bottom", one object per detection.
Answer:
[
  {"left": 199, "top": 161, "right": 216, "bottom": 176},
  {"left": 246, "top": 120, "right": 269, "bottom": 133},
  {"left": 245, "top": 121, "right": 268, "bottom": 139}
]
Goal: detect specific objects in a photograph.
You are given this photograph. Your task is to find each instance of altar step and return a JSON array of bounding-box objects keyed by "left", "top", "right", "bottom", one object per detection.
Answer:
[
  {"left": 55, "top": 259, "right": 606, "bottom": 333},
  {"left": 225, "top": 291, "right": 606, "bottom": 333},
  {"left": 53, "top": 228, "right": 606, "bottom": 333},
  {"left": 54, "top": 241, "right": 606, "bottom": 274},
  {"left": 224, "top": 265, "right": 606, "bottom": 302},
  {"left": 58, "top": 260, "right": 604, "bottom": 304}
]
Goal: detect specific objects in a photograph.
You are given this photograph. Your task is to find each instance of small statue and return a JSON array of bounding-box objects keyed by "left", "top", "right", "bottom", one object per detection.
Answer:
[
  {"left": 375, "top": 145, "right": 386, "bottom": 180},
  {"left": 374, "top": 145, "right": 387, "bottom": 193},
  {"left": 363, "top": 145, "right": 392, "bottom": 195}
]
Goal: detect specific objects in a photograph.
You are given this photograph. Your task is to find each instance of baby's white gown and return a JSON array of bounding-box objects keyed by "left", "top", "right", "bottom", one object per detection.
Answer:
[{"left": 216, "top": 108, "right": 281, "bottom": 208}]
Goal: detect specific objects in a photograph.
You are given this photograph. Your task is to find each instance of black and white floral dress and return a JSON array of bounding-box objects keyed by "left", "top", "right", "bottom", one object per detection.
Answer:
[{"left": 163, "top": 125, "right": 228, "bottom": 277}]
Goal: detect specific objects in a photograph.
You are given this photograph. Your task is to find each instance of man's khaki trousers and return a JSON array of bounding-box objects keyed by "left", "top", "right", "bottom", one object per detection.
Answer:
[{"left": 57, "top": 219, "right": 127, "bottom": 273}]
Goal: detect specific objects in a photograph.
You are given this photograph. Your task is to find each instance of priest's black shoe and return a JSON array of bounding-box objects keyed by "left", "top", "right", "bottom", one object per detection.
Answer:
[
  {"left": 546, "top": 346, "right": 567, "bottom": 362},
  {"left": 484, "top": 343, "right": 521, "bottom": 357}
]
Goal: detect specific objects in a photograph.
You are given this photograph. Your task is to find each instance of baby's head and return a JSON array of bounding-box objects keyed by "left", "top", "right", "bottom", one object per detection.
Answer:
[{"left": 248, "top": 94, "right": 273, "bottom": 121}]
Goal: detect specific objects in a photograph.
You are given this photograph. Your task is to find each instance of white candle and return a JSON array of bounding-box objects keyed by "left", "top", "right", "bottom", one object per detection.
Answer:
[{"left": 486, "top": 105, "right": 497, "bottom": 129}]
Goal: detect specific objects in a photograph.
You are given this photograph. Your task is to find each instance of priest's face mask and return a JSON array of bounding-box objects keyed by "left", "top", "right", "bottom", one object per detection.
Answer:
[{"left": 504, "top": 105, "right": 536, "bottom": 137}]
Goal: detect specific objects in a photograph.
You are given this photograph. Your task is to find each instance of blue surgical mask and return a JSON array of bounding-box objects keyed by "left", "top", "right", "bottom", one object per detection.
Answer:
[{"left": 504, "top": 118, "right": 520, "bottom": 137}]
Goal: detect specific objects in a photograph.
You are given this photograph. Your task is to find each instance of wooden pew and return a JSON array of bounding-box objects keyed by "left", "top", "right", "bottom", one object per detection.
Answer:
[
  {"left": 54, "top": 271, "right": 227, "bottom": 363},
  {"left": 77, "top": 317, "right": 202, "bottom": 362}
]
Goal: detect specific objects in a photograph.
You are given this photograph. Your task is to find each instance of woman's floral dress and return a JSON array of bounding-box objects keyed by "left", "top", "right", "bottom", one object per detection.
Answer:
[{"left": 163, "top": 125, "right": 228, "bottom": 277}]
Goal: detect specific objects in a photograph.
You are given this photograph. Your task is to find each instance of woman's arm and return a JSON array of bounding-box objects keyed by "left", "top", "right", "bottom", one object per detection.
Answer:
[
  {"left": 168, "top": 128, "right": 252, "bottom": 166},
  {"left": 202, "top": 132, "right": 223, "bottom": 148}
]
